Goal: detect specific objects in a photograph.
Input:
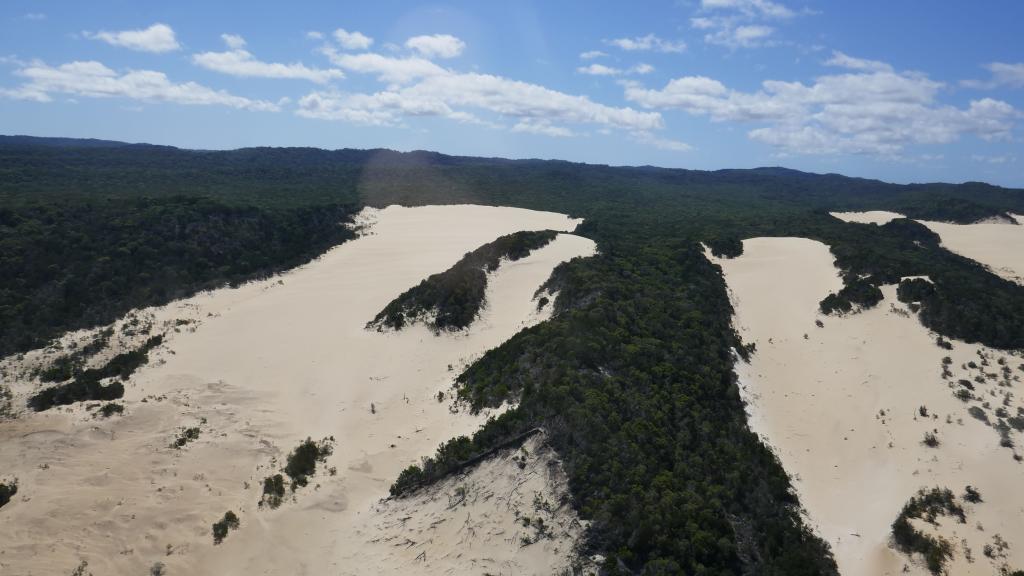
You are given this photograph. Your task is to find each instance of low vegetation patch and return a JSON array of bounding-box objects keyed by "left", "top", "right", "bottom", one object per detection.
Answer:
[
  {"left": 211, "top": 510, "right": 240, "bottom": 545},
  {"left": 819, "top": 278, "right": 884, "bottom": 315},
  {"left": 0, "top": 478, "right": 17, "bottom": 509},
  {"left": 368, "top": 230, "right": 558, "bottom": 332},
  {"left": 95, "top": 402, "right": 124, "bottom": 418},
  {"left": 891, "top": 487, "right": 965, "bottom": 574},
  {"left": 260, "top": 436, "right": 335, "bottom": 508},
  {"left": 28, "top": 335, "right": 163, "bottom": 411},
  {"left": 171, "top": 426, "right": 201, "bottom": 449}
]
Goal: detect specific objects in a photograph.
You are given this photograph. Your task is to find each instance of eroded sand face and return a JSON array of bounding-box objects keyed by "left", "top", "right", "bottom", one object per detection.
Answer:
[
  {"left": 0, "top": 204, "right": 595, "bottom": 575},
  {"left": 714, "top": 238, "right": 1024, "bottom": 576}
]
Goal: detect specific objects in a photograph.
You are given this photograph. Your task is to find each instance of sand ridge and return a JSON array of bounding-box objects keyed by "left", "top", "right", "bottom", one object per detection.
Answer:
[{"left": 0, "top": 204, "right": 596, "bottom": 575}]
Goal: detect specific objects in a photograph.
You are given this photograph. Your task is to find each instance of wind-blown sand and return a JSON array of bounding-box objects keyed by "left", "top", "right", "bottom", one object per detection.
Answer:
[
  {"left": 714, "top": 238, "right": 1024, "bottom": 576},
  {"left": 0, "top": 204, "right": 596, "bottom": 575},
  {"left": 832, "top": 211, "right": 1024, "bottom": 285}
]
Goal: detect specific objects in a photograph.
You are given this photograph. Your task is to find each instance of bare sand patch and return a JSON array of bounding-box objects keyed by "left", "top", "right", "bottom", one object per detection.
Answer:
[
  {"left": 830, "top": 211, "right": 905, "bottom": 225},
  {"left": 713, "top": 237, "right": 1024, "bottom": 576},
  {"left": 0, "top": 204, "right": 595, "bottom": 575}
]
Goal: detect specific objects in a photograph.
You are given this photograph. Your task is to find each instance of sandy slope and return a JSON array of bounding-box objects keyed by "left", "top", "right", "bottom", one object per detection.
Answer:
[
  {"left": 714, "top": 238, "right": 1024, "bottom": 576},
  {"left": 0, "top": 204, "right": 595, "bottom": 575}
]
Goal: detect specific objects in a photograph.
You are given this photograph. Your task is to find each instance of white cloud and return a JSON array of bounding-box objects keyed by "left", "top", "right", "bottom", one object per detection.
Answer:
[
  {"left": 580, "top": 50, "right": 608, "bottom": 60},
  {"left": 705, "top": 24, "right": 774, "bottom": 48},
  {"left": 321, "top": 47, "right": 447, "bottom": 84},
  {"left": 1, "top": 59, "right": 277, "bottom": 111},
  {"left": 578, "top": 63, "right": 654, "bottom": 76},
  {"left": 693, "top": 0, "right": 796, "bottom": 49},
  {"left": 297, "top": 64, "right": 663, "bottom": 133},
  {"left": 86, "top": 23, "right": 180, "bottom": 53},
  {"left": 334, "top": 28, "right": 373, "bottom": 51},
  {"left": 825, "top": 51, "right": 892, "bottom": 73},
  {"left": 700, "top": 0, "right": 794, "bottom": 19},
  {"left": 606, "top": 34, "right": 686, "bottom": 53},
  {"left": 512, "top": 120, "right": 574, "bottom": 137},
  {"left": 193, "top": 45, "right": 345, "bottom": 83},
  {"left": 405, "top": 34, "right": 465, "bottom": 59},
  {"left": 962, "top": 62, "right": 1024, "bottom": 90},
  {"left": 578, "top": 63, "right": 621, "bottom": 76},
  {"left": 625, "top": 57, "right": 1019, "bottom": 155},
  {"left": 23, "top": 13, "right": 46, "bottom": 21},
  {"left": 221, "top": 34, "right": 246, "bottom": 49}
]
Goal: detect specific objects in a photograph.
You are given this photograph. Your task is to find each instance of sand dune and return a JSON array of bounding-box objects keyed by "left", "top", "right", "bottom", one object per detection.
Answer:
[
  {"left": 0, "top": 204, "right": 595, "bottom": 575},
  {"left": 714, "top": 237, "right": 1024, "bottom": 576}
]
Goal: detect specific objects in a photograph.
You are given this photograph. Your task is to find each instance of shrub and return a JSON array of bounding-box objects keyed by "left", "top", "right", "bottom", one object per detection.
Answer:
[
  {"left": 923, "top": 431, "right": 940, "bottom": 447},
  {"left": 283, "top": 437, "right": 334, "bottom": 490},
  {"left": 964, "top": 486, "right": 982, "bottom": 503},
  {"left": 212, "top": 510, "right": 240, "bottom": 544},
  {"left": 172, "top": 427, "right": 201, "bottom": 449},
  {"left": 0, "top": 479, "right": 17, "bottom": 509},
  {"left": 261, "top": 474, "right": 285, "bottom": 509},
  {"left": 96, "top": 403, "right": 124, "bottom": 418}
]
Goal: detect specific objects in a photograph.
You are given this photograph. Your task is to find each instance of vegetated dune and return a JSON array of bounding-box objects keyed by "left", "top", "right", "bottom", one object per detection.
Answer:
[
  {"left": 0, "top": 204, "right": 596, "bottom": 576},
  {"left": 832, "top": 211, "right": 1024, "bottom": 285},
  {"left": 713, "top": 237, "right": 1024, "bottom": 576}
]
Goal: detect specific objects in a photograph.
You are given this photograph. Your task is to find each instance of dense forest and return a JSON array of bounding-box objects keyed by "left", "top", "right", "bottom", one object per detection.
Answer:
[
  {"left": 3, "top": 135, "right": 1024, "bottom": 574},
  {"left": 368, "top": 229, "right": 558, "bottom": 331}
]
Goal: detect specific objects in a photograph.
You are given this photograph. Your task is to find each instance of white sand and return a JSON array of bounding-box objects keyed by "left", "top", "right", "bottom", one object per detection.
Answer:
[
  {"left": 713, "top": 238, "right": 1024, "bottom": 576},
  {"left": 0, "top": 204, "right": 595, "bottom": 575},
  {"left": 830, "top": 211, "right": 905, "bottom": 225},
  {"left": 918, "top": 217, "right": 1024, "bottom": 285}
]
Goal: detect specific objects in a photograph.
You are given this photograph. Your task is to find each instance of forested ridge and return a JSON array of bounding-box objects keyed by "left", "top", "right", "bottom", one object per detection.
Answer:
[{"left": 4, "top": 135, "right": 1024, "bottom": 574}]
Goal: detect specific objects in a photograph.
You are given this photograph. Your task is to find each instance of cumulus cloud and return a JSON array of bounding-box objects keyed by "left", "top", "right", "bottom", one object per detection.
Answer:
[
  {"left": 624, "top": 57, "right": 1019, "bottom": 155},
  {"left": 962, "top": 62, "right": 1024, "bottom": 90},
  {"left": 1, "top": 59, "right": 278, "bottom": 111},
  {"left": 631, "top": 130, "right": 693, "bottom": 151},
  {"left": 334, "top": 28, "right": 373, "bottom": 50},
  {"left": 580, "top": 50, "right": 608, "bottom": 60},
  {"left": 405, "top": 34, "right": 465, "bottom": 59},
  {"left": 606, "top": 34, "right": 686, "bottom": 53},
  {"left": 193, "top": 37, "right": 345, "bottom": 83},
  {"left": 86, "top": 23, "right": 180, "bottom": 53}
]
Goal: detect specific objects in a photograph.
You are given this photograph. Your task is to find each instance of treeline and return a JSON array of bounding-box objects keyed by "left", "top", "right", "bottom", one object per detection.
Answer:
[
  {"left": 368, "top": 230, "right": 557, "bottom": 332},
  {"left": 0, "top": 197, "right": 357, "bottom": 356}
]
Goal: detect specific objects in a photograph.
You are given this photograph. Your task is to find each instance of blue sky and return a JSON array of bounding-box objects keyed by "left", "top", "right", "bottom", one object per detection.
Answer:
[{"left": 1, "top": 1, "right": 1022, "bottom": 186}]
